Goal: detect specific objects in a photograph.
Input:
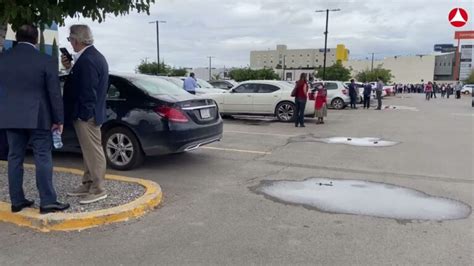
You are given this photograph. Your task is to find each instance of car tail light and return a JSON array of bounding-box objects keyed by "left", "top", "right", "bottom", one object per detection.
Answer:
[
  {"left": 154, "top": 106, "right": 189, "bottom": 123},
  {"left": 342, "top": 89, "right": 348, "bottom": 95}
]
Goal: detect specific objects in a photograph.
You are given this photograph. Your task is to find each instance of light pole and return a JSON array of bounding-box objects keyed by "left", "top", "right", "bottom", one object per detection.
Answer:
[
  {"left": 149, "top": 20, "right": 166, "bottom": 68},
  {"left": 371, "top": 53, "right": 375, "bottom": 71},
  {"left": 281, "top": 55, "right": 286, "bottom": 80},
  {"left": 315, "top": 8, "right": 340, "bottom": 80},
  {"left": 207, "top": 56, "right": 215, "bottom": 81}
]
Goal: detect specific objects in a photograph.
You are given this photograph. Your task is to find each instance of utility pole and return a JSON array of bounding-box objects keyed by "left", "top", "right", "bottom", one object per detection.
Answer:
[
  {"left": 371, "top": 53, "right": 374, "bottom": 71},
  {"left": 282, "top": 55, "right": 286, "bottom": 80},
  {"left": 149, "top": 20, "right": 166, "bottom": 69},
  {"left": 207, "top": 56, "right": 215, "bottom": 81},
  {"left": 315, "top": 8, "right": 341, "bottom": 80}
]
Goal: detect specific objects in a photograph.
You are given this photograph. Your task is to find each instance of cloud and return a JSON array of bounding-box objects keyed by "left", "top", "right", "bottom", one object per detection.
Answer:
[{"left": 58, "top": 0, "right": 473, "bottom": 72}]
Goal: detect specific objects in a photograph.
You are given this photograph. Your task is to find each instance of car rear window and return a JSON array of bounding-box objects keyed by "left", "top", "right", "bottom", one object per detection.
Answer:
[{"left": 129, "top": 76, "right": 187, "bottom": 96}]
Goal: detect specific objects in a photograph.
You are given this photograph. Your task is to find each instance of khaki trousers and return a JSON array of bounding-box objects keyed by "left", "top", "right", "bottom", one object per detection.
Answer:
[{"left": 73, "top": 119, "right": 106, "bottom": 194}]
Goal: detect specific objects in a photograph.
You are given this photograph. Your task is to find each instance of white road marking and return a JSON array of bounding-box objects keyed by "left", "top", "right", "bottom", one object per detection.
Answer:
[
  {"left": 224, "top": 130, "right": 297, "bottom": 138},
  {"left": 201, "top": 146, "right": 271, "bottom": 155}
]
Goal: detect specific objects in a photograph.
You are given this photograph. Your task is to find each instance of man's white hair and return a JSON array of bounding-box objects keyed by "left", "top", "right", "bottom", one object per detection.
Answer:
[{"left": 70, "top": 24, "right": 94, "bottom": 45}]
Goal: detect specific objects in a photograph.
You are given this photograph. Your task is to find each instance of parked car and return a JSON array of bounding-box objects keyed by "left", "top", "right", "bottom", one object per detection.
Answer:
[
  {"left": 369, "top": 82, "right": 390, "bottom": 97},
  {"left": 206, "top": 80, "right": 315, "bottom": 122},
  {"left": 59, "top": 73, "right": 223, "bottom": 170},
  {"left": 461, "top": 84, "right": 473, "bottom": 94},
  {"left": 312, "top": 81, "right": 350, "bottom": 110},
  {"left": 161, "top": 76, "right": 226, "bottom": 95},
  {"left": 208, "top": 80, "right": 239, "bottom": 90},
  {"left": 344, "top": 81, "right": 365, "bottom": 103}
]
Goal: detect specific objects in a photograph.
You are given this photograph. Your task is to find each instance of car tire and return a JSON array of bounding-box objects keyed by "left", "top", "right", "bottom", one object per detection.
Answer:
[
  {"left": 331, "top": 98, "right": 345, "bottom": 110},
  {"left": 103, "top": 127, "right": 144, "bottom": 171},
  {"left": 275, "top": 101, "right": 296, "bottom": 122}
]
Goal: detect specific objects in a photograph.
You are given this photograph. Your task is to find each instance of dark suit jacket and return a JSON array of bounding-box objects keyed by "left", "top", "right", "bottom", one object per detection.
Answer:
[
  {"left": 0, "top": 43, "right": 63, "bottom": 130},
  {"left": 63, "top": 46, "right": 109, "bottom": 125}
]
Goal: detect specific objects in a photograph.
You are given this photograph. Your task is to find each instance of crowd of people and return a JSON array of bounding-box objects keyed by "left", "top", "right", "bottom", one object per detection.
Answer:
[
  {"left": 393, "top": 81, "right": 464, "bottom": 100},
  {"left": 0, "top": 24, "right": 109, "bottom": 214},
  {"left": 292, "top": 75, "right": 386, "bottom": 127}
]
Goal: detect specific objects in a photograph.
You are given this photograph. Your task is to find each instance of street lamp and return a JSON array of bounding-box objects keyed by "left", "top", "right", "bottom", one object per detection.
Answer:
[
  {"left": 315, "top": 8, "right": 340, "bottom": 80},
  {"left": 207, "top": 56, "right": 215, "bottom": 81},
  {"left": 149, "top": 20, "right": 166, "bottom": 67}
]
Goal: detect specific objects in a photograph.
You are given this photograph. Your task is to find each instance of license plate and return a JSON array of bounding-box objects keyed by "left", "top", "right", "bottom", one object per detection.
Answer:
[{"left": 200, "top": 108, "right": 211, "bottom": 119}]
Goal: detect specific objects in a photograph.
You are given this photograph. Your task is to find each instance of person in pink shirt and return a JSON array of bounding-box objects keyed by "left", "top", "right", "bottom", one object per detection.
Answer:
[{"left": 425, "top": 81, "right": 433, "bottom": 101}]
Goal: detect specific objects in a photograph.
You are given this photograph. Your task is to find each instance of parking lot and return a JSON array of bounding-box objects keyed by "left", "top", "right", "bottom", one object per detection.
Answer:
[{"left": 0, "top": 94, "right": 473, "bottom": 265}]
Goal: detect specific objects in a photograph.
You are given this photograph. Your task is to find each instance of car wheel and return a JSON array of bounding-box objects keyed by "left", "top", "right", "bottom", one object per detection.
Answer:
[
  {"left": 103, "top": 127, "right": 144, "bottom": 171},
  {"left": 463, "top": 91, "right": 470, "bottom": 95},
  {"left": 275, "top": 101, "right": 296, "bottom": 122},
  {"left": 331, "top": 98, "right": 345, "bottom": 110}
]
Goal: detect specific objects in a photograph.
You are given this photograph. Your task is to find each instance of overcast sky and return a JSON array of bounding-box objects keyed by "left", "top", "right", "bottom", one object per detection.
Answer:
[{"left": 58, "top": 0, "right": 473, "bottom": 72}]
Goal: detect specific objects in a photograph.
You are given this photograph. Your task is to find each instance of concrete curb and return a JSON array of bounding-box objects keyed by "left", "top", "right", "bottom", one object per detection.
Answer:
[{"left": 0, "top": 162, "right": 162, "bottom": 232}]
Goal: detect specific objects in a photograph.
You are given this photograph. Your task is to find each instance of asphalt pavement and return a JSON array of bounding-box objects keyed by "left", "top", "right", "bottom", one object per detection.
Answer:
[{"left": 0, "top": 94, "right": 472, "bottom": 265}]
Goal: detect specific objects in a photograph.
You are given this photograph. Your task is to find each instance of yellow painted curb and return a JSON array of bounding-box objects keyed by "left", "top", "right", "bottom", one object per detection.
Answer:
[{"left": 0, "top": 161, "right": 162, "bottom": 232}]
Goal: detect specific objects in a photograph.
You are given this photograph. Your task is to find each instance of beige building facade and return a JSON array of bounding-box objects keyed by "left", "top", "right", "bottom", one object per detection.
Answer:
[
  {"left": 344, "top": 55, "right": 436, "bottom": 84},
  {"left": 250, "top": 44, "right": 349, "bottom": 70}
]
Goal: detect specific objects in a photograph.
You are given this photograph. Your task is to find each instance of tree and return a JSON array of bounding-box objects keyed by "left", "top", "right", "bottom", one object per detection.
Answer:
[
  {"left": 314, "top": 61, "right": 351, "bottom": 81},
  {"left": 39, "top": 26, "right": 45, "bottom": 54},
  {"left": 169, "top": 68, "right": 187, "bottom": 77},
  {"left": 136, "top": 60, "right": 187, "bottom": 77},
  {"left": 137, "top": 61, "right": 168, "bottom": 75},
  {"left": 51, "top": 38, "right": 59, "bottom": 58},
  {"left": 464, "top": 70, "right": 474, "bottom": 84},
  {"left": 0, "top": 0, "right": 155, "bottom": 49},
  {"left": 229, "top": 68, "right": 280, "bottom": 82},
  {"left": 355, "top": 65, "right": 394, "bottom": 84}
]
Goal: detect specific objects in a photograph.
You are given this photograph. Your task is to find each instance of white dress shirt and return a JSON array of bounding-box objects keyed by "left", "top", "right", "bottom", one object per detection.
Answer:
[{"left": 73, "top": 45, "right": 93, "bottom": 62}]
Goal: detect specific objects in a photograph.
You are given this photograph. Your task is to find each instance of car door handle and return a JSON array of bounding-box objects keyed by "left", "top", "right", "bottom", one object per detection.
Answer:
[{"left": 247, "top": 95, "right": 252, "bottom": 97}]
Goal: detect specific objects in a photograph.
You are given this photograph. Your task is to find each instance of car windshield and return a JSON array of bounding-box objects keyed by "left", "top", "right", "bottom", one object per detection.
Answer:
[
  {"left": 129, "top": 76, "right": 187, "bottom": 96},
  {"left": 197, "top": 79, "right": 215, "bottom": 89},
  {"left": 162, "top": 77, "right": 184, "bottom": 88}
]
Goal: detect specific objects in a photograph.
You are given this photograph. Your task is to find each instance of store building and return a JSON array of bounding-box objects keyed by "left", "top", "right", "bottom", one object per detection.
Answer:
[{"left": 250, "top": 44, "right": 349, "bottom": 70}]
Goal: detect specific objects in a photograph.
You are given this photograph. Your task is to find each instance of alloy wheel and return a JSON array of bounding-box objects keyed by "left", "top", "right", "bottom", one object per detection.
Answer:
[{"left": 106, "top": 133, "right": 134, "bottom": 167}]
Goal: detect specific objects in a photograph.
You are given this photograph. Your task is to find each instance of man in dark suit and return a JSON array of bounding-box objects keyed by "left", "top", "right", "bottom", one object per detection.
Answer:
[
  {"left": 0, "top": 130, "right": 7, "bottom": 160},
  {"left": 0, "top": 25, "right": 69, "bottom": 214},
  {"left": 61, "top": 24, "right": 109, "bottom": 204}
]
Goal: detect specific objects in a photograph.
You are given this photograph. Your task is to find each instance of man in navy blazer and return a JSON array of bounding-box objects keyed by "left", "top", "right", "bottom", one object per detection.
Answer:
[
  {"left": 62, "top": 24, "right": 109, "bottom": 204},
  {"left": 0, "top": 25, "right": 69, "bottom": 213}
]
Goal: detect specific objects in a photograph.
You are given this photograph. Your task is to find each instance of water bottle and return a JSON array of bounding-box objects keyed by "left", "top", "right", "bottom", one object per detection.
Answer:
[{"left": 52, "top": 129, "right": 63, "bottom": 149}]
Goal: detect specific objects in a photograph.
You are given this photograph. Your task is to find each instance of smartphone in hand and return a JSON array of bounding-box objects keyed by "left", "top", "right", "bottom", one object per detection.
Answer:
[{"left": 59, "top": 47, "right": 73, "bottom": 62}]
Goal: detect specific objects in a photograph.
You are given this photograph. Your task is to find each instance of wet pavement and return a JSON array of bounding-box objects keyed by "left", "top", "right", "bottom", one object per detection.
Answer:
[
  {"left": 0, "top": 94, "right": 472, "bottom": 265},
  {"left": 252, "top": 177, "right": 471, "bottom": 221}
]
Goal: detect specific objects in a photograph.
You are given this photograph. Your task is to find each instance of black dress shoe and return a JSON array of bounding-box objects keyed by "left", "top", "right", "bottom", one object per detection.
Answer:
[
  {"left": 11, "top": 200, "right": 35, "bottom": 213},
  {"left": 40, "top": 202, "right": 70, "bottom": 214}
]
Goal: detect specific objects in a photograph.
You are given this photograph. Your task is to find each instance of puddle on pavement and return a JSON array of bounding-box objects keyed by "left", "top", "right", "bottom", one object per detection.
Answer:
[
  {"left": 382, "top": 105, "right": 419, "bottom": 111},
  {"left": 252, "top": 178, "right": 471, "bottom": 221},
  {"left": 319, "top": 137, "right": 398, "bottom": 147},
  {"left": 288, "top": 135, "right": 398, "bottom": 147}
]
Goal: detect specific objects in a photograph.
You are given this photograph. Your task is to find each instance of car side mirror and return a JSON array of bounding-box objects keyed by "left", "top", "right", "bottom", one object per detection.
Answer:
[{"left": 227, "top": 85, "right": 233, "bottom": 89}]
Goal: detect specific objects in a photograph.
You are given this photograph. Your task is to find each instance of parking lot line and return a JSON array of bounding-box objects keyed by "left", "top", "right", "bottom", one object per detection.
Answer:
[
  {"left": 201, "top": 146, "right": 271, "bottom": 155},
  {"left": 224, "top": 130, "right": 297, "bottom": 138}
]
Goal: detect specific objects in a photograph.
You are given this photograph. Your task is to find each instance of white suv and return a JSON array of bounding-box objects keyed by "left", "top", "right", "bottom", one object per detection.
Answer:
[
  {"left": 312, "top": 81, "right": 350, "bottom": 109},
  {"left": 462, "top": 84, "right": 473, "bottom": 94}
]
